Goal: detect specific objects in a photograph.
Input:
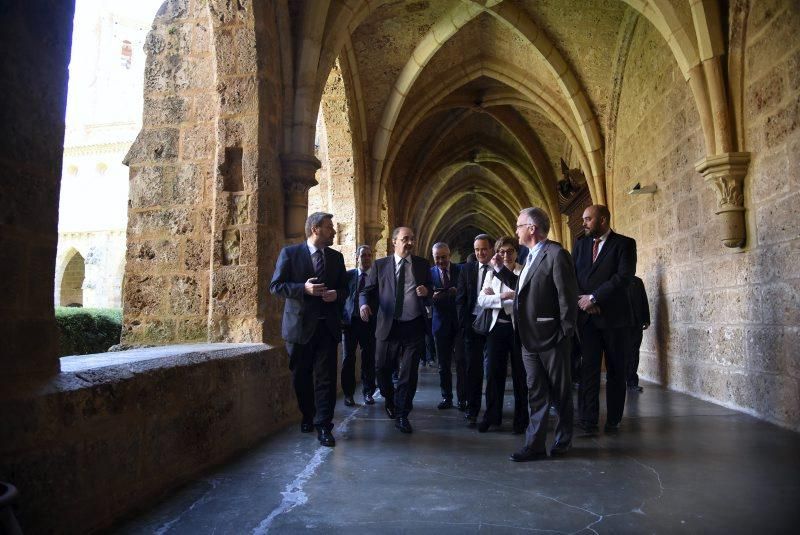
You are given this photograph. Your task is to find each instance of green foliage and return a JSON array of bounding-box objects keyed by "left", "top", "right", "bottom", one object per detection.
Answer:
[{"left": 55, "top": 307, "right": 123, "bottom": 357}]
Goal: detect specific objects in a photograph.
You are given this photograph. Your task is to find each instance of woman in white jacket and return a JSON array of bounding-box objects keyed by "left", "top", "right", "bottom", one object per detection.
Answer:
[{"left": 476, "top": 236, "right": 529, "bottom": 434}]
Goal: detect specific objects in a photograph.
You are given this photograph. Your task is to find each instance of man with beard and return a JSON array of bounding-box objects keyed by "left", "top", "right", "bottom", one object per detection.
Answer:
[
  {"left": 270, "top": 212, "right": 347, "bottom": 447},
  {"left": 574, "top": 204, "right": 637, "bottom": 434},
  {"left": 359, "top": 227, "right": 432, "bottom": 434}
]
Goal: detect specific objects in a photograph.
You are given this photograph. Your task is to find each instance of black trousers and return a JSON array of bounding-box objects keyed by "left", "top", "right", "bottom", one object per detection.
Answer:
[
  {"left": 483, "top": 321, "right": 528, "bottom": 428},
  {"left": 578, "top": 321, "right": 630, "bottom": 426},
  {"left": 286, "top": 322, "right": 338, "bottom": 430},
  {"left": 522, "top": 335, "right": 574, "bottom": 452},
  {"left": 626, "top": 327, "right": 644, "bottom": 387},
  {"left": 434, "top": 326, "right": 458, "bottom": 401},
  {"left": 376, "top": 316, "right": 425, "bottom": 418},
  {"left": 453, "top": 329, "right": 466, "bottom": 404},
  {"left": 341, "top": 315, "right": 376, "bottom": 397},
  {"left": 464, "top": 320, "right": 487, "bottom": 417}
]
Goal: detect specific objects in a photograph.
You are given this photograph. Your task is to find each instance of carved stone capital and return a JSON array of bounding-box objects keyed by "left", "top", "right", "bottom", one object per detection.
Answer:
[
  {"left": 280, "top": 153, "right": 321, "bottom": 238},
  {"left": 695, "top": 152, "right": 750, "bottom": 248},
  {"left": 363, "top": 222, "right": 384, "bottom": 249}
]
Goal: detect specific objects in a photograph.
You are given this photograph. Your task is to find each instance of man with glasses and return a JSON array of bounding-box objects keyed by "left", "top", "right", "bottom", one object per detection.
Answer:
[
  {"left": 359, "top": 227, "right": 432, "bottom": 434},
  {"left": 430, "top": 242, "right": 463, "bottom": 410},
  {"left": 493, "top": 208, "right": 578, "bottom": 461},
  {"left": 270, "top": 212, "right": 347, "bottom": 447},
  {"left": 341, "top": 245, "right": 377, "bottom": 406}
]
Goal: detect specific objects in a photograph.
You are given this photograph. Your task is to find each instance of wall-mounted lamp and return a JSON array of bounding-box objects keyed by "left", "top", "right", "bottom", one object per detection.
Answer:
[{"left": 627, "top": 182, "right": 657, "bottom": 195}]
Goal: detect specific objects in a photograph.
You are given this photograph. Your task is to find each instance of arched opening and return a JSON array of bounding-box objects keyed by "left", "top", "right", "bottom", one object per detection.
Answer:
[{"left": 60, "top": 250, "right": 86, "bottom": 307}]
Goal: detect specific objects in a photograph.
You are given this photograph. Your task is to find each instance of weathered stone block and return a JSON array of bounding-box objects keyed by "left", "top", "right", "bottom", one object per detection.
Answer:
[
  {"left": 124, "top": 129, "right": 180, "bottom": 165},
  {"left": 756, "top": 190, "right": 799, "bottom": 246},
  {"left": 184, "top": 237, "right": 210, "bottom": 271},
  {"left": 761, "top": 281, "right": 800, "bottom": 325},
  {"left": 764, "top": 94, "right": 800, "bottom": 149},
  {"left": 123, "top": 318, "right": 176, "bottom": 344},
  {"left": 172, "top": 163, "right": 208, "bottom": 205},
  {"left": 746, "top": 64, "right": 786, "bottom": 120},
  {"left": 180, "top": 123, "right": 215, "bottom": 161},
  {"left": 126, "top": 240, "right": 179, "bottom": 268},
  {"left": 176, "top": 318, "right": 208, "bottom": 341},
  {"left": 210, "top": 266, "right": 259, "bottom": 316},
  {"left": 154, "top": 0, "right": 189, "bottom": 23},
  {"left": 123, "top": 275, "right": 166, "bottom": 315},
  {"left": 217, "top": 76, "right": 257, "bottom": 116},
  {"left": 129, "top": 166, "right": 171, "bottom": 208},
  {"left": 130, "top": 207, "right": 195, "bottom": 236},
  {"left": 208, "top": 0, "right": 252, "bottom": 25},
  {"left": 234, "top": 25, "right": 258, "bottom": 73},
  {"left": 143, "top": 96, "right": 190, "bottom": 126},
  {"left": 169, "top": 275, "right": 204, "bottom": 315}
]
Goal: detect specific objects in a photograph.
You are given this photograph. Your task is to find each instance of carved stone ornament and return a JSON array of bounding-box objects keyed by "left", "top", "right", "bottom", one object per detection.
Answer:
[
  {"left": 363, "top": 222, "right": 384, "bottom": 249},
  {"left": 280, "top": 153, "right": 321, "bottom": 238},
  {"left": 695, "top": 152, "right": 750, "bottom": 248}
]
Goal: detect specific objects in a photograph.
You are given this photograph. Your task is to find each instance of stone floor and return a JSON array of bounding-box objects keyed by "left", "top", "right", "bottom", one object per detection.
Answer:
[{"left": 116, "top": 367, "right": 800, "bottom": 534}]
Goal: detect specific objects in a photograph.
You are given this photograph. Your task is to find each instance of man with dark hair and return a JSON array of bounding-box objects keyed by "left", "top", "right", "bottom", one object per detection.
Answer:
[
  {"left": 269, "top": 212, "right": 347, "bottom": 447},
  {"left": 493, "top": 208, "right": 578, "bottom": 461},
  {"left": 359, "top": 226, "right": 432, "bottom": 434},
  {"left": 456, "top": 233, "right": 494, "bottom": 425},
  {"left": 341, "top": 245, "right": 377, "bottom": 406},
  {"left": 430, "top": 242, "right": 463, "bottom": 410},
  {"left": 574, "top": 204, "right": 637, "bottom": 434}
]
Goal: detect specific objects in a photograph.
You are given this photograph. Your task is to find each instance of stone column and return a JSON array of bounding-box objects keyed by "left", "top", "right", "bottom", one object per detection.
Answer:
[
  {"left": 281, "top": 153, "right": 321, "bottom": 239},
  {"left": 363, "top": 222, "right": 384, "bottom": 249},
  {"left": 695, "top": 152, "right": 750, "bottom": 248}
]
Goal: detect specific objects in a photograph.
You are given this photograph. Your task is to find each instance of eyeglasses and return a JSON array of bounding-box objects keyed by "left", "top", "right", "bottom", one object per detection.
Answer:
[
  {"left": 498, "top": 249, "right": 516, "bottom": 255},
  {"left": 515, "top": 223, "right": 534, "bottom": 229}
]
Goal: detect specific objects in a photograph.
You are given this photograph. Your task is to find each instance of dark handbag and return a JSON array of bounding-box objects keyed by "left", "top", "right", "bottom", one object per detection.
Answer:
[{"left": 471, "top": 306, "right": 493, "bottom": 335}]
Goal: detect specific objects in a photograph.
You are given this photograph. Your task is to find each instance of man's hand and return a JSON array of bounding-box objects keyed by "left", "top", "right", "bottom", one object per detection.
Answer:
[
  {"left": 359, "top": 304, "right": 372, "bottom": 322},
  {"left": 322, "top": 289, "right": 337, "bottom": 303},
  {"left": 416, "top": 285, "right": 429, "bottom": 297},
  {"left": 578, "top": 295, "right": 594, "bottom": 311},
  {"left": 432, "top": 289, "right": 446, "bottom": 302},
  {"left": 500, "top": 290, "right": 515, "bottom": 300},
  {"left": 305, "top": 278, "right": 326, "bottom": 296},
  {"left": 482, "top": 287, "right": 495, "bottom": 295}
]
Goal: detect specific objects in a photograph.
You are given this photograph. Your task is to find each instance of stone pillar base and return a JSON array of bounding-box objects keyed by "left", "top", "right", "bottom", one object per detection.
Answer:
[{"left": 280, "top": 153, "right": 321, "bottom": 239}]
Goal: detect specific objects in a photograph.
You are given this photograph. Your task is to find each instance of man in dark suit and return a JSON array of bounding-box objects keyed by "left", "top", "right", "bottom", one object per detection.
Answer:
[
  {"left": 493, "top": 208, "right": 578, "bottom": 461},
  {"left": 359, "top": 226, "right": 432, "bottom": 434},
  {"left": 341, "top": 245, "right": 377, "bottom": 406},
  {"left": 456, "top": 234, "right": 494, "bottom": 426},
  {"left": 430, "top": 242, "right": 463, "bottom": 410},
  {"left": 269, "top": 212, "right": 347, "bottom": 447},
  {"left": 626, "top": 276, "right": 650, "bottom": 393},
  {"left": 574, "top": 204, "right": 637, "bottom": 434}
]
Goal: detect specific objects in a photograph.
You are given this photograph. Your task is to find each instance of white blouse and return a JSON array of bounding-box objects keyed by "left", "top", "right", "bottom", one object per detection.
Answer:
[{"left": 476, "top": 263, "right": 522, "bottom": 332}]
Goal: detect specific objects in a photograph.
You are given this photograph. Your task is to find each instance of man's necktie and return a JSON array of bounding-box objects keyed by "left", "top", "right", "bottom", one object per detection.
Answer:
[
  {"left": 478, "top": 264, "right": 488, "bottom": 294},
  {"left": 592, "top": 238, "right": 600, "bottom": 263},
  {"left": 442, "top": 268, "right": 450, "bottom": 288},
  {"left": 313, "top": 249, "right": 325, "bottom": 280},
  {"left": 394, "top": 258, "right": 405, "bottom": 319},
  {"left": 357, "top": 271, "right": 366, "bottom": 293}
]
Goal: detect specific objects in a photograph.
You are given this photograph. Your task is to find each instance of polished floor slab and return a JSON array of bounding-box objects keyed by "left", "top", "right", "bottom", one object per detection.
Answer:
[{"left": 116, "top": 367, "right": 800, "bottom": 534}]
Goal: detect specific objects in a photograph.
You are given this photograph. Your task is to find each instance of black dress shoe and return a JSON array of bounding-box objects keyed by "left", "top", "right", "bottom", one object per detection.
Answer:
[
  {"left": 385, "top": 404, "right": 396, "bottom": 419},
  {"left": 300, "top": 422, "right": 314, "bottom": 433},
  {"left": 317, "top": 428, "right": 335, "bottom": 447},
  {"left": 344, "top": 396, "right": 355, "bottom": 407},
  {"left": 550, "top": 441, "right": 571, "bottom": 456},
  {"left": 457, "top": 401, "right": 467, "bottom": 412},
  {"left": 628, "top": 385, "right": 644, "bottom": 393},
  {"left": 466, "top": 415, "right": 477, "bottom": 428},
  {"left": 477, "top": 420, "right": 491, "bottom": 433},
  {"left": 364, "top": 394, "right": 375, "bottom": 405},
  {"left": 437, "top": 399, "right": 453, "bottom": 410},
  {"left": 604, "top": 422, "right": 620, "bottom": 433},
  {"left": 509, "top": 448, "right": 548, "bottom": 462},
  {"left": 395, "top": 417, "right": 413, "bottom": 433}
]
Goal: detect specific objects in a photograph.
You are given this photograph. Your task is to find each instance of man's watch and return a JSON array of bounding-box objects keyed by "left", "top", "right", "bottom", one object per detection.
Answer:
[{"left": 589, "top": 295, "right": 597, "bottom": 304}]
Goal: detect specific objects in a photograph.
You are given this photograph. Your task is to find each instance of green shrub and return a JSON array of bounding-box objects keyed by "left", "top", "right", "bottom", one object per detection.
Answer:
[{"left": 55, "top": 307, "right": 123, "bottom": 356}]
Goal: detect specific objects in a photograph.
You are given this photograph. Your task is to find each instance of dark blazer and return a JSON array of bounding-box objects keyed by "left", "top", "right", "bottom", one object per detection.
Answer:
[
  {"left": 359, "top": 254, "right": 432, "bottom": 341},
  {"left": 573, "top": 231, "right": 637, "bottom": 329},
  {"left": 430, "top": 263, "right": 461, "bottom": 336},
  {"left": 455, "top": 261, "right": 491, "bottom": 329},
  {"left": 629, "top": 276, "right": 650, "bottom": 328},
  {"left": 269, "top": 242, "right": 347, "bottom": 344},
  {"left": 495, "top": 240, "right": 578, "bottom": 352},
  {"left": 342, "top": 268, "right": 377, "bottom": 326}
]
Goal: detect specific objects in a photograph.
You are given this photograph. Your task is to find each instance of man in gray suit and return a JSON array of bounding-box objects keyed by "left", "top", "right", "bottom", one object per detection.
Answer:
[
  {"left": 493, "top": 207, "right": 578, "bottom": 461},
  {"left": 359, "top": 226, "right": 432, "bottom": 434}
]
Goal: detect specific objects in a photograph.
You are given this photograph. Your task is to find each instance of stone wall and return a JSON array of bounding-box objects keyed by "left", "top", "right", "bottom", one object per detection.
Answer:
[
  {"left": 611, "top": 3, "right": 799, "bottom": 431},
  {"left": 0, "top": 344, "right": 297, "bottom": 534},
  {"left": 123, "top": 0, "right": 285, "bottom": 345}
]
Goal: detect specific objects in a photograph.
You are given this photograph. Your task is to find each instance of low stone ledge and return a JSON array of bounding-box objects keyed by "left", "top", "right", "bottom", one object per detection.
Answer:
[{"left": 0, "top": 343, "right": 296, "bottom": 534}]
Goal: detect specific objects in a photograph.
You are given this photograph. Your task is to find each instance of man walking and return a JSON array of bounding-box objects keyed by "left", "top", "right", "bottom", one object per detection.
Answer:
[
  {"left": 341, "top": 245, "right": 377, "bottom": 406},
  {"left": 269, "top": 212, "right": 347, "bottom": 447},
  {"left": 359, "top": 227, "right": 432, "bottom": 434},
  {"left": 430, "top": 242, "right": 462, "bottom": 410}
]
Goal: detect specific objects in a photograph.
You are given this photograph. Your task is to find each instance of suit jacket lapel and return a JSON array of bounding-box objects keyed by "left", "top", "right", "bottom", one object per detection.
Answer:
[
  {"left": 302, "top": 244, "right": 314, "bottom": 280},
  {"left": 432, "top": 266, "right": 441, "bottom": 288},
  {"left": 521, "top": 243, "right": 547, "bottom": 290},
  {"left": 588, "top": 232, "right": 615, "bottom": 276}
]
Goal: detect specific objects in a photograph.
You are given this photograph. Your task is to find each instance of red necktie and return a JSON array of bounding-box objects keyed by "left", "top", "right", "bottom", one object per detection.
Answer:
[
  {"left": 442, "top": 268, "right": 450, "bottom": 288},
  {"left": 592, "top": 238, "right": 600, "bottom": 263},
  {"left": 357, "top": 271, "right": 366, "bottom": 292}
]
